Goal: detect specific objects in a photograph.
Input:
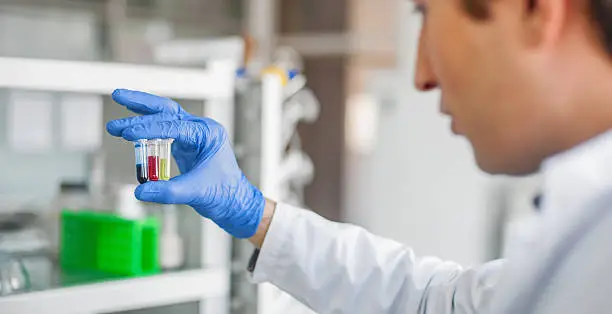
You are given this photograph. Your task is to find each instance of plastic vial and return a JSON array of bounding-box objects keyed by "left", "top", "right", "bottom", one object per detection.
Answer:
[
  {"left": 133, "top": 140, "right": 148, "bottom": 184},
  {"left": 159, "top": 139, "right": 174, "bottom": 181},
  {"left": 146, "top": 140, "right": 160, "bottom": 181}
]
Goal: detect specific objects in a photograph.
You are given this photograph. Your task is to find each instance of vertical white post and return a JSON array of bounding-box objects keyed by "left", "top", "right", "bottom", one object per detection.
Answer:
[
  {"left": 199, "top": 60, "right": 237, "bottom": 314},
  {"left": 260, "top": 73, "right": 284, "bottom": 199},
  {"left": 258, "top": 73, "right": 285, "bottom": 314}
]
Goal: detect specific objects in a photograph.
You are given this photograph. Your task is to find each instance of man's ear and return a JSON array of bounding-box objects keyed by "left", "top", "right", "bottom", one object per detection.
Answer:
[{"left": 522, "top": 0, "right": 568, "bottom": 48}]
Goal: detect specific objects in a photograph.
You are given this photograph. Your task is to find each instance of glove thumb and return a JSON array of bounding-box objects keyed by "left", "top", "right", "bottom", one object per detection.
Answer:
[{"left": 135, "top": 181, "right": 183, "bottom": 204}]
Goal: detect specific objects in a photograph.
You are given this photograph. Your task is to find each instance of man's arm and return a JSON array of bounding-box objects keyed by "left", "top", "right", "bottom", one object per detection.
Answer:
[
  {"left": 249, "top": 202, "right": 503, "bottom": 314},
  {"left": 106, "top": 90, "right": 502, "bottom": 314}
]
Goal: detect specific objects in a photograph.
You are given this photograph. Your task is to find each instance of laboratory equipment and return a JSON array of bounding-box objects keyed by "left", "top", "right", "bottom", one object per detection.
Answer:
[
  {"left": 133, "top": 139, "right": 148, "bottom": 184},
  {"left": 116, "top": 184, "right": 145, "bottom": 220},
  {"left": 46, "top": 182, "right": 91, "bottom": 259},
  {"left": 272, "top": 47, "right": 303, "bottom": 76},
  {"left": 0, "top": 252, "right": 30, "bottom": 295},
  {"left": 282, "top": 89, "right": 320, "bottom": 147},
  {"left": 56, "top": 182, "right": 91, "bottom": 210},
  {"left": 0, "top": 212, "right": 37, "bottom": 233},
  {"left": 160, "top": 205, "right": 184, "bottom": 270},
  {"left": 60, "top": 210, "right": 160, "bottom": 276},
  {"left": 159, "top": 139, "right": 174, "bottom": 181},
  {"left": 146, "top": 140, "right": 160, "bottom": 181},
  {"left": 0, "top": 211, "right": 48, "bottom": 257}
]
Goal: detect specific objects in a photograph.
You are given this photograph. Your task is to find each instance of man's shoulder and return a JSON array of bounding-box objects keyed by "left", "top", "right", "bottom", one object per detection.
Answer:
[{"left": 530, "top": 192, "right": 612, "bottom": 314}]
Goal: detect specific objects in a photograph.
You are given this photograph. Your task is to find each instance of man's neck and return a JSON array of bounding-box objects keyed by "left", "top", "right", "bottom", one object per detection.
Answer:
[{"left": 553, "top": 55, "right": 612, "bottom": 157}]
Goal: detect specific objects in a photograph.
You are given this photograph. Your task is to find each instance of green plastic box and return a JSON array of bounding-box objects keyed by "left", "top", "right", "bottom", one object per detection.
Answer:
[{"left": 60, "top": 210, "right": 160, "bottom": 276}]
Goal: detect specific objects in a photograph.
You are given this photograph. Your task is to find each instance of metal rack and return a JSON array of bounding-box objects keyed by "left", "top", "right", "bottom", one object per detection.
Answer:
[{"left": 0, "top": 56, "right": 237, "bottom": 314}]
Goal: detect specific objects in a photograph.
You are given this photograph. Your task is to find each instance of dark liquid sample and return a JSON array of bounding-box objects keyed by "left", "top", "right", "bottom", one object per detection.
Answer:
[
  {"left": 136, "top": 164, "right": 148, "bottom": 184},
  {"left": 148, "top": 156, "right": 159, "bottom": 181}
]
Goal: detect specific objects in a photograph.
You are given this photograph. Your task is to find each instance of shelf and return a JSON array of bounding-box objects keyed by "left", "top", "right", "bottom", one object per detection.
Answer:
[
  {"left": 153, "top": 37, "right": 244, "bottom": 66},
  {"left": 0, "top": 260, "right": 230, "bottom": 314},
  {"left": 0, "top": 57, "right": 236, "bottom": 100}
]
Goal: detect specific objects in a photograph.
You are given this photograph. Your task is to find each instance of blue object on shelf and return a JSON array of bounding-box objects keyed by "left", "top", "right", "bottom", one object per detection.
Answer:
[
  {"left": 236, "top": 67, "right": 247, "bottom": 78},
  {"left": 288, "top": 69, "right": 300, "bottom": 80}
]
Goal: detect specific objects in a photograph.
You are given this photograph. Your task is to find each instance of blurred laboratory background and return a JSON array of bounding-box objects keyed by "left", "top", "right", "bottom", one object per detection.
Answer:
[{"left": 0, "top": 0, "right": 542, "bottom": 314}]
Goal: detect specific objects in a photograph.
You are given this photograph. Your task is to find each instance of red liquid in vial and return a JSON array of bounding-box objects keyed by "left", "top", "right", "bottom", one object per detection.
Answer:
[{"left": 148, "top": 156, "right": 159, "bottom": 181}]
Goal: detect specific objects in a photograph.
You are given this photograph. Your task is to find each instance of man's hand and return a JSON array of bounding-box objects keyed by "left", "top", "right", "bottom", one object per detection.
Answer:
[{"left": 106, "top": 89, "right": 271, "bottom": 240}]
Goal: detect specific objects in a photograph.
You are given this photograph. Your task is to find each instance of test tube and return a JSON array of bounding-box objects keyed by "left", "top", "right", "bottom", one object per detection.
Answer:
[
  {"left": 146, "top": 140, "right": 160, "bottom": 181},
  {"left": 159, "top": 139, "right": 174, "bottom": 181},
  {"left": 133, "top": 140, "right": 148, "bottom": 184}
]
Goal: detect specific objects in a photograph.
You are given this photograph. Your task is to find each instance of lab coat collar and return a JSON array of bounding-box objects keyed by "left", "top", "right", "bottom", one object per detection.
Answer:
[{"left": 541, "top": 129, "right": 612, "bottom": 216}]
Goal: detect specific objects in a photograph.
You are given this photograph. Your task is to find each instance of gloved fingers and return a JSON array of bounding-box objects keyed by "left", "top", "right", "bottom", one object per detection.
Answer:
[
  {"left": 112, "top": 89, "right": 186, "bottom": 116},
  {"left": 134, "top": 180, "right": 188, "bottom": 204},
  {"left": 121, "top": 119, "right": 203, "bottom": 148},
  {"left": 106, "top": 112, "right": 178, "bottom": 137}
]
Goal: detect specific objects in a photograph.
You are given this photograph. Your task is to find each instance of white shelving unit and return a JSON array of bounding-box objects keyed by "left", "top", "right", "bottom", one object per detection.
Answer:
[
  {"left": 1, "top": 268, "right": 229, "bottom": 314},
  {"left": 0, "top": 56, "right": 237, "bottom": 314},
  {"left": 0, "top": 57, "right": 235, "bottom": 100}
]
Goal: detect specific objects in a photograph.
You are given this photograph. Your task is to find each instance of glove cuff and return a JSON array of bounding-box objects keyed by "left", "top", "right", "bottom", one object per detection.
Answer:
[{"left": 209, "top": 176, "right": 266, "bottom": 239}]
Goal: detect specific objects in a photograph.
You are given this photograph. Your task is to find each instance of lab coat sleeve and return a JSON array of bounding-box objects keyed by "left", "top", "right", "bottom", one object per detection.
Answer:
[{"left": 250, "top": 203, "right": 504, "bottom": 314}]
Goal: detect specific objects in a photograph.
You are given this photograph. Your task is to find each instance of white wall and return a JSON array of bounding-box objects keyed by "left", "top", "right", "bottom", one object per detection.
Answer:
[{"left": 342, "top": 4, "right": 495, "bottom": 266}]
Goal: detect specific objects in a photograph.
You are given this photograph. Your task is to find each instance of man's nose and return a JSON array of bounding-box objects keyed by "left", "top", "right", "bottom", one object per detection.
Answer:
[{"left": 414, "top": 29, "right": 439, "bottom": 92}]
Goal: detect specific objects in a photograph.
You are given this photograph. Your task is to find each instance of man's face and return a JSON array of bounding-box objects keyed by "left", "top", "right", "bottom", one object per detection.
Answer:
[{"left": 414, "top": 0, "right": 568, "bottom": 175}]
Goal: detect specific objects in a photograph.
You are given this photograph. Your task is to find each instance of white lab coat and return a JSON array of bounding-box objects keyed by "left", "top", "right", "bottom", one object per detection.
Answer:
[{"left": 251, "top": 130, "right": 612, "bottom": 314}]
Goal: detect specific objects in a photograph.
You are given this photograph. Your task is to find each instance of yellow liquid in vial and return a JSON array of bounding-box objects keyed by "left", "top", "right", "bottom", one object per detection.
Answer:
[{"left": 159, "top": 158, "right": 170, "bottom": 181}]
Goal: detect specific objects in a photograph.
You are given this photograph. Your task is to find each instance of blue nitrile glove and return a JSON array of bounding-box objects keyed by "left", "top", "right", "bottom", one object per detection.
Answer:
[{"left": 106, "top": 89, "right": 265, "bottom": 238}]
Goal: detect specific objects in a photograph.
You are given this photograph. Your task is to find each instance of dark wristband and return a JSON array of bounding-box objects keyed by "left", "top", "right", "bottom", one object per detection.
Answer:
[{"left": 247, "top": 248, "right": 261, "bottom": 273}]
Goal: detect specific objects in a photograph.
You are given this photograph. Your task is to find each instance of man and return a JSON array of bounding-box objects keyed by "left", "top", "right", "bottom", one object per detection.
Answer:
[{"left": 106, "top": 0, "right": 612, "bottom": 313}]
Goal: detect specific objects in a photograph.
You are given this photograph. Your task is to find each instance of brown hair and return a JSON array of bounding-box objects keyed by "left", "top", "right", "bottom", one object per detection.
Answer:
[
  {"left": 462, "top": 0, "right": 612, "bottom": 54},
  {"left": 591, "top": 0, "right": 612, "bottom": 53}
]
